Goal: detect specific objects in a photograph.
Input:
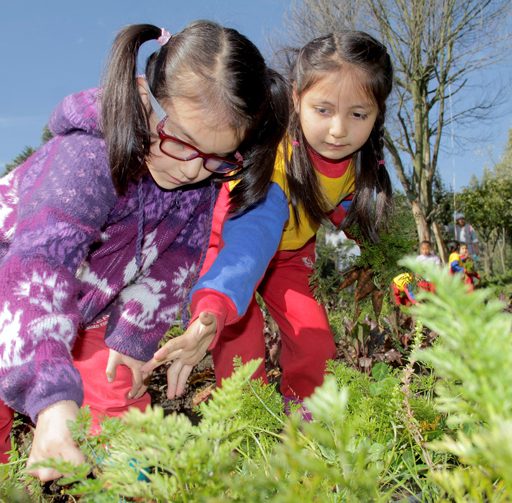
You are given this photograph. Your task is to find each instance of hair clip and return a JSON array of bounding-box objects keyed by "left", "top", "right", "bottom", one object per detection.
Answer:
[
  {"left": 157, "top": 28, "right": 172, "bottom": 46},
  {"left": 292, "top": 140, "right": 300, "bottom": 147}
]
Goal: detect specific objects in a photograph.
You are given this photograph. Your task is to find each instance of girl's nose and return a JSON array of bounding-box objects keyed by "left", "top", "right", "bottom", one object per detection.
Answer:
[
  {"left": 329, "top": 115, "right": 346, "bottom": 138},
  {"left": 179, "top": 157, "right": 204, "bottom": 181}
]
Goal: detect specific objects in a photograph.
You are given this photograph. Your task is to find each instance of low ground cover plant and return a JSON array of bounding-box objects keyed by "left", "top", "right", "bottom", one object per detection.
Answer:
[{"left": 1, "top": 261, "right": 511, "bottom": 502}]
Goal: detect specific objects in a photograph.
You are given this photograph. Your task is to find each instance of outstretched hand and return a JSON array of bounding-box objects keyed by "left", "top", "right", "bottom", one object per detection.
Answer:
[{"left": 141, "top": 312, "right": 217, "bottom": 399}]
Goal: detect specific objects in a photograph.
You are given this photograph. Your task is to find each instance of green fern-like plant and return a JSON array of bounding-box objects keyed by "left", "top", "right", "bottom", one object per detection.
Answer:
[
  {"left": 404, "top": 257, "right": 512, "bottom": 500},
  {"left": 69, "top": 359, "right": 285, "bottom": 502},
  {"left": 217, "top": 377, "right": 384, "bottom": 502}
]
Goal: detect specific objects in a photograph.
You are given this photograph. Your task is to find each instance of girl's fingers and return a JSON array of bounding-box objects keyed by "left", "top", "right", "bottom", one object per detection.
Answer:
[
  {"left": 166, "top": 360, "right": 184, "bottom": 399},
  {"left": 27, "top": 440, "right": 85, "bottom": 482},
  {"left": 105, "top": 351, "right": 119, "bottom": 383},
  {"left": 153, "top": 338, "right": 187, "bottom": 361},
  {"left": 175, "top": 364, "right": 193, "bottom": 397},
  {"left": 27, "top": 466, "right": 62, "bottom": 482},
  {"left": 128, "top": 368, "right": 146, "bottom": 399},
  {"left": 130, "top": 384, "right": 148, "bottom": 400},
  {"left": 141, "top": 348, "right": 183, "bottom": 375}
]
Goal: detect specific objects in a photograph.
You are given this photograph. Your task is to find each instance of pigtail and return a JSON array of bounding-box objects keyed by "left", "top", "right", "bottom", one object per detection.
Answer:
[
  {"left": 373, "top": 118, "right": 393, "bottom": 226},
  {"left": 101, "top": 24, "right": 161, "bottom": 194},
  {"left": 284, "top": 124, "right": 329, "bottom": 226},
  {"left": 343, "top": 114, "right": 393, "bottom": 242}
]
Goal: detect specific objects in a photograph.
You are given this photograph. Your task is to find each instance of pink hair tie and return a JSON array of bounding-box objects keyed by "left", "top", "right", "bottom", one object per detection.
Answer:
[
  {"left": 377, "top": 159, "right": 385, "bottom": 167},
  {"left": 292, "top": 140, "right": 300, "bottom": 147},
  {"left": 157, "top": 28, "right": 172, "bottom": 46}
]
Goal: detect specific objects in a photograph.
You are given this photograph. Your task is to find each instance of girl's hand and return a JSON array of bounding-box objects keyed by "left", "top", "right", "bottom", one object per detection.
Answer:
[
  {"left": 106, "top": 349, "right": 149, "bottom": 400},
  {"left": 141, "top": 312, "right": 217, "bottom": 399},
  {"left": 27, "top": 401, "right": 85, "bottom": 482}
]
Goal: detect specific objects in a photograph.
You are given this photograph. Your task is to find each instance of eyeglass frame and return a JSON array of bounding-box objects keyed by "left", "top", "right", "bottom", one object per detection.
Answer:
[{"left": 146, "top": 84, "right": 244, "bottom": 175}]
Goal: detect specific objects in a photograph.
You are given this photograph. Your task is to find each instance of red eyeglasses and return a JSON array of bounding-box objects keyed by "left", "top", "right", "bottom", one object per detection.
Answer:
[
  {"left": 147, "top": 83, "right": 244, "bottom": 175},
  {"left": 155, "top": 120, "right": 244, "bottom": 175}
]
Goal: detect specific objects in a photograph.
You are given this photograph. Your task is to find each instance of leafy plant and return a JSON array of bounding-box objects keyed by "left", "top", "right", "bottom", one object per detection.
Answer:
[
  {"left": 405, "top": 257, "right": 512, "bottom": 500},
  {"left": 8, "top": 256, "right": 512, "bottom": 502}
]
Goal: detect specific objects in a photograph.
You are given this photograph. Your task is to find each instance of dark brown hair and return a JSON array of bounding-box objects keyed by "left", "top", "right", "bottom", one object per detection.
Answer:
[
  {"left": 284, "top": 31, "right": 393, "bottom": 242},
  {"left": 101, "top": 21, "right": 289, "bottom": 211}
]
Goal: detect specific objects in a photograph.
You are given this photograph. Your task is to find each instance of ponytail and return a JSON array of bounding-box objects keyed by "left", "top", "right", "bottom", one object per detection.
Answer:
[
  {"left": 101, "top": 24, "right": 161, "bottom": 194},
  {"left": 343, "top": 114, "right": 393, "bottom": 242}
]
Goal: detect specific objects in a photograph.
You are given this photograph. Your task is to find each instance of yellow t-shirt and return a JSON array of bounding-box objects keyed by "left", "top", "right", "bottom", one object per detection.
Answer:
[
  {"left": 449, "top": 252, "right": 462, "bottom": 271},
  {"left": 271, "top": 149, "right": 355, "bottom": 251},
  {"left": 392, "top": 272, "right": 414, "bottom": 291}
]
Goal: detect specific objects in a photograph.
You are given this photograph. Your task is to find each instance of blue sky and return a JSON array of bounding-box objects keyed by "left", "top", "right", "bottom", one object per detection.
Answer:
[{"left": 1, "top": 1, "right": 510, "bottom": 190}]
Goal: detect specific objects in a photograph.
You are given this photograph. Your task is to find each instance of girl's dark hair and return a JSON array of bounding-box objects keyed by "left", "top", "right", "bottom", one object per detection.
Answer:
[
  {"left": 285, "top": 30, "right": 393, "bottom": 242},
  {"left": 101, "top": 21, "right": 289, "bottom": 210},
  {"left": 447, "top": 241, "right": 459, "bottom": 253}
]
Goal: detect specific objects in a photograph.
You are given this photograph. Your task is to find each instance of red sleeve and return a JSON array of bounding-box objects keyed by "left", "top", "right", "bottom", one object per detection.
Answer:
[
  {"left": 200, "top": 182, "right": 232, "bottom": 277},
  {"left": 190, "top": 289, "right": 239, "bottom": 350}
]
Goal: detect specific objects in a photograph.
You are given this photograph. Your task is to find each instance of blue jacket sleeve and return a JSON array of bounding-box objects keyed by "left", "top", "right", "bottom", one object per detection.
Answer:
[
  {"left": 450, "top": 260, "right": 464, "bottom": 273},
  {"left": 191, "top": 182, "right": 289, "bottom": 318}
]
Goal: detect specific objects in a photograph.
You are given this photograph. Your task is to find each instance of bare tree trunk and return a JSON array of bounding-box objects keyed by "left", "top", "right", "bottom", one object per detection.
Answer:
[
  {"left": 498, "top": 227, "right": 507, "bottom": 274},
  {"left": 482, "top": 245, "right": 491, "bottom": 278},
  {"left": 410, "top": 200, "right": 430, "bottom": 242},
  {"left": 431, "top": 221, "right": 448, "bottom": 263}
]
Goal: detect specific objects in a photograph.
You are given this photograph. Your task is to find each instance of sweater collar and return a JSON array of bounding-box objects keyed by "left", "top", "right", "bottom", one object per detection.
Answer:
[{"left": 306, "top": 144, "right": 353, "bottom": 178}]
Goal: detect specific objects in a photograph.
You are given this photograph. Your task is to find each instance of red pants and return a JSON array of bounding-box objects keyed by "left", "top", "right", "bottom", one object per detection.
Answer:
[
  {"left": 392, "top": 280, "right": 434, "bottom": 307},
  {"left": 392, "top": 283, "right": 414, "bottom": 306},
  {"left": 0, "top": 319, "right": 150, "bottom": 463},
  {"left": 211, "top": 240, "right": 336, "bottom": 401},
  {"left": 417, "top": 280, "right": 435, "bottom": 293}
]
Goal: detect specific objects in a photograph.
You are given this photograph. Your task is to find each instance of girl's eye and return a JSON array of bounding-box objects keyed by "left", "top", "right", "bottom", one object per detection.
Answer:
[
  {"left": 315, "top": 107, "right": 330, "bottom": 115},
  {"left": 352, "top": 112, "right": 368, "bottom": 120}
]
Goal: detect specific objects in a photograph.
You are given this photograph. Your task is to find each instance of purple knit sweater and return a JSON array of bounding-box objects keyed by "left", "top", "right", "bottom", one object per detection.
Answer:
[{"left": 0, "top": 89, "right": 217, "bottom": 421}]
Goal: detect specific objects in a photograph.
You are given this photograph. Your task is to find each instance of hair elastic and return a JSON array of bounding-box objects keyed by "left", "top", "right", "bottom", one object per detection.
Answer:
[
  {"left": 292, "top": 140, "right": 300, "bottom": 147},
  {"left": 157, "top": 28, "right": 172, "bottom": 46},
  {"left": 377, "top": 159, "right": 385, "bottom": 167}
]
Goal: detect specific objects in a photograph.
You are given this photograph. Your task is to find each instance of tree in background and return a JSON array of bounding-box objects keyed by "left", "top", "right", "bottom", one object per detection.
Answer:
[
  {"left": 4, "top": 147, "right": 36, "bottom": 175},
  {"left": 284, "top": 0, "right": 511, "bottom": 262},
  {"left": 458, "top": 130, "right": 512, "bottom": 277},
  {"left": 3, "top": 126, "right": 53, "bottom": 175}
]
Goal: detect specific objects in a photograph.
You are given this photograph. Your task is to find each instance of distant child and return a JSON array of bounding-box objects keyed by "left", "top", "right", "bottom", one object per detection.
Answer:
[
  {"left": 143, "top": 31, "right": 394, "bottom": 413},
  {"left": 416, "top": 240, "right": 441, "bottom": 266},
  {"left": 415, "top": 240, "right": 440, "bottom": 292},
  {"left": 0, "top": 21, "right": 289, "bottom": 480},
  {"left": 391, "top": 272, "right": 417, "bottom": 306},
  {"left": 448, "top": 241, "right": 464, "bottom": 275},
  {"left": 459, "top": 243, "right": 480, "bottom": 291}
]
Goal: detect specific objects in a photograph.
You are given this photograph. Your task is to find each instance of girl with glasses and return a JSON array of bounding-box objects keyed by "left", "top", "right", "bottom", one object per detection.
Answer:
[
  {"left": 144, "top": 30, "right": 393, "bottom": 419},
  {"left": 0, "top": 21, "right": 288, "bottom": 480}
]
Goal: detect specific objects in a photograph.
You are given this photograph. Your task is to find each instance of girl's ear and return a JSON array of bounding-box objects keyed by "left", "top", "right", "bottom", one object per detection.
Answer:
[{"left": 292, "top": 83, "right": 300, "bottom": 113}]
